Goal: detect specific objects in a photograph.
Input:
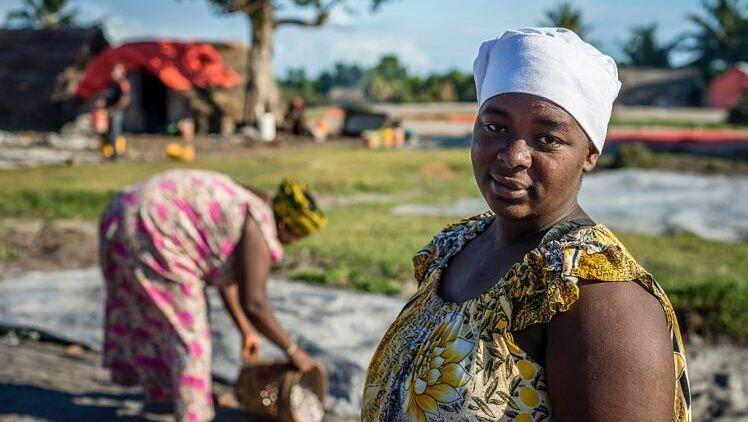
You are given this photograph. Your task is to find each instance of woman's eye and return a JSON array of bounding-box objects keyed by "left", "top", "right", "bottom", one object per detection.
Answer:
[
  {"left": 484, "top": 123, "right": 507, "bottom": 134},
  {"left": 536, "top": 135, "right": 562, "bottom": 146}
]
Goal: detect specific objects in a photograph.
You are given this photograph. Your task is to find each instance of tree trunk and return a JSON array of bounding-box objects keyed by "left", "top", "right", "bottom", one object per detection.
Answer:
[{"left": 244, "top": 1, "right": 282, "bottom": 125}]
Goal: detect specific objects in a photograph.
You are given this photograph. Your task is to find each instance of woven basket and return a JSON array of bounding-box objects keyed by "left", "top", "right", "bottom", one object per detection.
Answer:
[{"left": 235, "top": 360, "right": 328, "bottom": 422}]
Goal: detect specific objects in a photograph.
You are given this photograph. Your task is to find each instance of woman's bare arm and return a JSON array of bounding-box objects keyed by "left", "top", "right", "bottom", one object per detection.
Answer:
[
  {"left": 219, "top": 283, "right": 256, "bottom": 337},
  {"left": 545, "top": 281, "right": 674, "bottom": 421},
  {"left": 235, "top": 216, "right": 295, "bottom": 351},
  {"left": 236, "top": 216, "right": 316, "bottom": 371}
]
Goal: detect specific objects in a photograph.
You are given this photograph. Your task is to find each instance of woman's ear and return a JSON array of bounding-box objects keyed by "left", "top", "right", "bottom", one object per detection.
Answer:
[{"left": 582, "top": 141, "right": 600, "bottom": 173}]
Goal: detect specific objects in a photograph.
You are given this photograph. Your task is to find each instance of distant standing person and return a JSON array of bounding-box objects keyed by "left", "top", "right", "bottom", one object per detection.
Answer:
[
  {"left": 91, "top": 96, "right": 113, "bottom": 158},
  {"left": 105, "top": 63, "right": 131, "bottom": 159},
  {"left": 285, "top": 95, "right": 306, "bottom": 135}
]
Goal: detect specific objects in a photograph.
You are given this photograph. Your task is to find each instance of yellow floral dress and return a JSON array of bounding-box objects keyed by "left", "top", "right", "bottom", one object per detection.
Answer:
[{"left": 362, "top": 213, "right": 691, "bottom": 422}]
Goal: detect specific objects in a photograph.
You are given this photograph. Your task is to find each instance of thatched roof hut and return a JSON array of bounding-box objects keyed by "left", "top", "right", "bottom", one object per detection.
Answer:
[
  {"left": 169, "top": 40, "right": 248, "bottom": 133},
  {"left": 0, "top": 26, "right": 250, "bottom": 133},
  {"left": 0, "top": 27, "right": 108, "bottom": 131},
  {"left": 76, "top": 40, "right": 247, "bottom": 134},
  {"left": 210, "top": 41, "right": 248, "bottom": 124}
]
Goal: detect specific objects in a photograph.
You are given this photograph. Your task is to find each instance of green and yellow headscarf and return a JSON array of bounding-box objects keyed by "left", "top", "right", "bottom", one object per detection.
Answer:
[{"left": 272, "top": 179, "right": 327, "bottom": 238}]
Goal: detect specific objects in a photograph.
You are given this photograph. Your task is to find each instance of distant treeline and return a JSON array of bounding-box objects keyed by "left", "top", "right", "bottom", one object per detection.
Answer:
[
  {"left": 279, "top": 55, "right": 476, "bottom": 105},
  {"left": 280, "top": 0, "right": 748, "bottom": 106}
]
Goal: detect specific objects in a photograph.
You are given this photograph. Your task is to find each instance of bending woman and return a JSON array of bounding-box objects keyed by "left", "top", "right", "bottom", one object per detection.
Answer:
[
  {"left": 99, "top": 170, "right": 327, "bottom": 421},
  {"left": 363, "top": 28, "right": 690, "bottom": 421}
]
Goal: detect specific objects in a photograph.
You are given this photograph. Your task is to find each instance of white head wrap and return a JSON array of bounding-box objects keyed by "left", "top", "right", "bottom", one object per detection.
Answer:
[{"left": 473, "top": 27, "right": 621, "bottom": 152}]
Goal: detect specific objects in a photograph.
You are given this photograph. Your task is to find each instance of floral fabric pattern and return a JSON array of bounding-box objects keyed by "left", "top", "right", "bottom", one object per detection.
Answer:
[
  {"left": 362, "top": 213, "right": 691, "bottom": 422},
  {"left": 406, "top": 312, "right": 474, "bottom": 422},
  {"left": 99, "top": 169, "right": 283, "bottom": 422}
]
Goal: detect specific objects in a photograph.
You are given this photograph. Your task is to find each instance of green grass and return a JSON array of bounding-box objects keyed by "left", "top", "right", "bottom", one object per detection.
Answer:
[
  {"left": 0, "top": 242, "right": 22, "bottom": 263},
  {"left": 0, "top": 145, "right": 475, "bottom": 220},
  {"left": 0, "top": 189, "right": 116, "bottom": 220},
  {"left": 619, "top": 232, "right": 748, "bottom": 342},
  {"left": 284, "top": 203, "right": 452, "bottom": 294},
  {"left": 596, "top": 143, "right": 748, "bottom": 174},
  {"left": 0, "top": 144, "right": 745, "bottom": 340}
]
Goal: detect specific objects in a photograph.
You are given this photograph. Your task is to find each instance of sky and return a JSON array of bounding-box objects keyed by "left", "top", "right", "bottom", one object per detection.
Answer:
[{"left": 0, "top": 0, "right": 706, "bottom": 76}]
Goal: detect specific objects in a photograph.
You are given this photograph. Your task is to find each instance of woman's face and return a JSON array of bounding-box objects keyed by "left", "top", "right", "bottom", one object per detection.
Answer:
[
  {"left": 276, "top": 221, "right": 300, "bottom": 245},
  {"left": 471, "top": 93, "right": 599, "bottom": 222}
]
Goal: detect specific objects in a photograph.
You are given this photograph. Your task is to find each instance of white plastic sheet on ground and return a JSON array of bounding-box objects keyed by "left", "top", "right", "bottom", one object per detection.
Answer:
[
  {"left": 0, "top": 269, "right": 403, "bottom": 417},
  {"left": 392, "top": 169, "right": 748, "bottom": 242}
]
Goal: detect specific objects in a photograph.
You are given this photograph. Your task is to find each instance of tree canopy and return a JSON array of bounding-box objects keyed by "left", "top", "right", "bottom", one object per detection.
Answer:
[{"left": 3, "top": 0, "right": 78, "bottom": 29}]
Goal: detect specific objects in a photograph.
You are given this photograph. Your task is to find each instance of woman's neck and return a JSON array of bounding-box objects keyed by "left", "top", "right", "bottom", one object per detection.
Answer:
[{"left": 493, "top": 201, "right": 588, "bottom": 245}]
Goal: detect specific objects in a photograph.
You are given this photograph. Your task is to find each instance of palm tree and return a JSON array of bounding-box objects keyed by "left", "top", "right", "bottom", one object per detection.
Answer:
[
  {"left": 621, "top": 24, "right": 674, "bottom": 68},
  {"left": 3, "top": 0, "right": 78, "bottom": 29},
  {"left": 539, "top": 2, "right": 591, "bottom": 39},
  {"left": 685, "top": 0, "right": 748, "bottom": 70}
]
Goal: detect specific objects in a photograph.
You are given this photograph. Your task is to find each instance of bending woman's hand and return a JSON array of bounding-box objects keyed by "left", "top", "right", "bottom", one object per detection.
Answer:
[
  {"left": 289, "top": 348, "right": 317, "bottom": 373},
  {"left": 242, "top": 332, "right": 261, "bottom": 363},
  {"left": 219, "top": 283, "right": 262, "bottom": 363}
]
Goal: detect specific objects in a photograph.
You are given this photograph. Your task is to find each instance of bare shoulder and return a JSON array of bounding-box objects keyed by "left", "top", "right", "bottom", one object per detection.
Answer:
[
  {"left": 545, "top": 281, "right": 675, "bottom": 421},
  {"left": 242, "top": 213, "right": 270, "bottom": 258},
  {"left": 550, "top": 281, "right": 670, "bottom": 341}
]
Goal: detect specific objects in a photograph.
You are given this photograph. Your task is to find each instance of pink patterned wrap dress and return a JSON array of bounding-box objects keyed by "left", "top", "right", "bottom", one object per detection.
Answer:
[{"left": 99, "top": 169, "right": 283, "bottom": 421}]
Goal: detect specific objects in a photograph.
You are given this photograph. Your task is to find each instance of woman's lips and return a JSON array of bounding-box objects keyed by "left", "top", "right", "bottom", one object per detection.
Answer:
[{"left": 489, "top": 176, "right": 530, "bottom": 200}]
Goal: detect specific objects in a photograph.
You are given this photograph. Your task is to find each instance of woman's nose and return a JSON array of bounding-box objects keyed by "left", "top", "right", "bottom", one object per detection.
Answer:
[{"left": 498, "top": 138, "right": 532, "bottom": 170}]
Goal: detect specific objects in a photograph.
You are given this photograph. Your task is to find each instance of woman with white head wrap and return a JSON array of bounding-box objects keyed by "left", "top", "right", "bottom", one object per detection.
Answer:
[{"left": 363, "top": 28, "right": 690, "bottom": 422}]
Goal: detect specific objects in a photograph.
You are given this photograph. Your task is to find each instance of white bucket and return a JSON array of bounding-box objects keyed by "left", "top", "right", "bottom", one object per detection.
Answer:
[{"left": 259, "top": 113, "right": 277, "bottom": 142}]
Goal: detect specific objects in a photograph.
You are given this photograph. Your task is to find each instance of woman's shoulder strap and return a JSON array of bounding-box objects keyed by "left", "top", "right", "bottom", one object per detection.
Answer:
[{"left": 412, "top": 212, "right": 493, "bottom": 284}]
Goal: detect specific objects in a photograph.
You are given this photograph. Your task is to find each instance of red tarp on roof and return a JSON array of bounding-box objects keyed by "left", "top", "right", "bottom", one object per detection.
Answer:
[
  {"left": 607, "top": 128, "right": 748, "bottom": 146},
  {"left": 75, "top": 41, "right": 242, "bottom": 99}
]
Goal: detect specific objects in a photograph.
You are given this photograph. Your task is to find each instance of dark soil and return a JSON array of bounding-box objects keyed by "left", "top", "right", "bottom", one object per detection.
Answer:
[{"left": 0, "top": 220, "right": 98, "bottom": 278}]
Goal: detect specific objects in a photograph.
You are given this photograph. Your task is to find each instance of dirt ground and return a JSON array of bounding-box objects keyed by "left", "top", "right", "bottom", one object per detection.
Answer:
[
  {"left": 0, "top": 220, "right": 98, "bottom": 278},
  {"left": 0, "top": 220, "right": 363, "bottom": 421},
  {"left": 0, "top": 332, "right": 243, "bottom": 421},
  {"left": 0, "top": 129, "right": 363, "bottom": 169},
  {"left": 0, "top": 332, "right": 353, "bottom": 422},
  {"left": 119, "top": 133, "right": 359, "bottom": 163},
  {"left": 124, "top": 134, "right": 257, "bottom": 162}
]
